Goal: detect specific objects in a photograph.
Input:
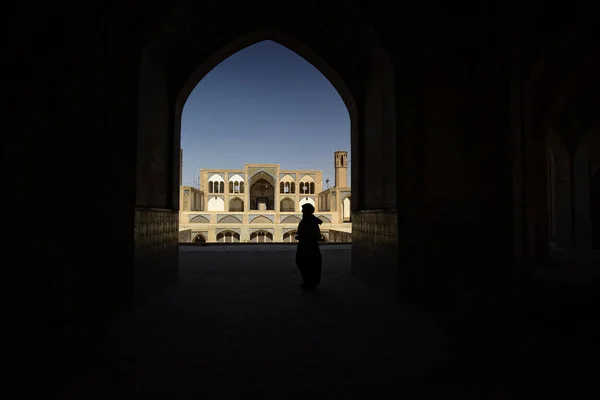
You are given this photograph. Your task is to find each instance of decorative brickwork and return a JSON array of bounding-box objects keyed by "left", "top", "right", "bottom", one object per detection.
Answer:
[
  {"left": 217, "top": 214, "right": 243, "bottom": 223},
  {"left": 249, "top": 228, "right": 274, "bottom": 234},
  {"left": 249, "top": 213, "right": 275, "bottom": 222},
  {"left": 208, "top": 172, "right": 225, "bottom": 180},
  {"left": 248, "top": 167, "right": 277, "bottom": 181},
  {"left": 329, "top": 229, "right": 352, "bottom": 242},
  {"left": 280, "top": 214, "right": 302, "bottom": 223},
  {"left": 316, "top": 214, "right": 332, "bottom": 223},
  {"left": 189, "top": 214, "right": 211, "bottom": 223},
  {"left": 228, "top": 172, "right": 245, "bottom": 180},
  {"left": 216, "top": 227, "right": 241, "bottom": 234},
  {"left": 135, "top": 207, "right": 179, "bottom": 256},
  {"left": 179, "top": 229, "right": 192, "bottom": 243},
  {"left": 134, "top": 207, "right": 179, "bottom": 298},
  {"left": 351, "top": 209, "right": 398, "bottom": 296},
  {"left": 192, "top": 231, "right": 209, "bottom": 240}
]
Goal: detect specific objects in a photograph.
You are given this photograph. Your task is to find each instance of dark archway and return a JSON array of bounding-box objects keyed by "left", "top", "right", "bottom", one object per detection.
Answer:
[
  {"left": 193, "top": 233, "right": 207, "bottom": 243},
  {"left": 592, "top": 170, "right": 600, "bottom": 250},
  {"left": 250, "top": 231, "right": 273, "bottom": 243},
  {"left": 283, "top": 231, "right": 298, "bottom": 242},
  {"left": 249, "top": 178, "right": 275, "bottom": 211},
  {"left": 136, "top": 2, "right": 399, "bottom": 300},
  {"left": 217, "top": 231, "right": 241, "bottom": 243}
]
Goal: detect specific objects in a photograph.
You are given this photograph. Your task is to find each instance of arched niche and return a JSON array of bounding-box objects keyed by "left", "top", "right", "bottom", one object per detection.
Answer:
[
  {"left": 283, "top": 231, "right": 298, "bottom": 242},
  {"left": 250, "top": 231, "right": 273, "bottom": 243},
  {"left": 193, "top": 233, "right": 207, "bottom": 243},
  {"left": 281, "top": 215, "right": 301, "bottom": 224},
  {"left": 343, "top": 196, "right": 351, "bottom": 221},
  {"left": 229, "top": 197, "right": 244, "bottom": 212},
  {"left": 207, "top": 197, "right": 225, "bottom": 211},
  {"left": 299, "top": 197, "right": 315, "bottom": 209},
  {"left": 190, "top": 215, "right": 210, "bottom": 224},
  {"left": 280, "top": 197, "right": 295, "bottom": 212},
  {"left": 217, "top": 231, "right": 240, "bottom": 243}
]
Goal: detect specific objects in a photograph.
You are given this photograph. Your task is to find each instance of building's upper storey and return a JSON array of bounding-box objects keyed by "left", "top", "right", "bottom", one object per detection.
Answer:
[{"left": 200, "top": 164, "right": 323, "bottom": 195}]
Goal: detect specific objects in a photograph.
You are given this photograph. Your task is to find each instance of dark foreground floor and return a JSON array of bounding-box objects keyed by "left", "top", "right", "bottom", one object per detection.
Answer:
[{"left": 15, "top": 245, "right": 600, "bottom": 399}]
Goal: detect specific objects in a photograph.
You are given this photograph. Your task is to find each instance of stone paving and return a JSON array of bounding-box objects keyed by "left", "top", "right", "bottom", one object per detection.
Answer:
[{"left": 24, "top": 245, "right": 600, "bottom": 399}]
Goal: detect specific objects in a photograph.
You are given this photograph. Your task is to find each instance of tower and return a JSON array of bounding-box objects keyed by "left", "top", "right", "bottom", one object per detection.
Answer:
[{"left": 334, "top": 151, "right": 348, "bottom": 188}]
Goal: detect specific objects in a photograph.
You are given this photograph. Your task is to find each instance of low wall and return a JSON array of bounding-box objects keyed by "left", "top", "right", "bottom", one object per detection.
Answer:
[
  {"left": 329, "top": 229, "right": 352, "bottom": 243},
  {"left": 179, "top": 229, "right": 192, "bottom": 243}
]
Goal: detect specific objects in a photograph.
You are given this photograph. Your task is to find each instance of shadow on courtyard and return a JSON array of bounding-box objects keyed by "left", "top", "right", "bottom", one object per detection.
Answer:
[{"left": 16, "top": 245, "right": 600, "bottom": 399}]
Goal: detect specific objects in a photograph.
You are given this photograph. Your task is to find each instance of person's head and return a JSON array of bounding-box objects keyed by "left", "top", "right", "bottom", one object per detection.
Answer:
[{"left": 301, "top": 203, "right": 315, "bottom": 217}]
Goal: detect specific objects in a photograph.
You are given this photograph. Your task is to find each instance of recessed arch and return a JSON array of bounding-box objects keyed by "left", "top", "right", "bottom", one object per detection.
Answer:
[
  {"left": 207, "top": 197, "right": 225, "bottom": 211},
  {"left": 281, "top": 215, "right": 301, "bottom": 224},
  {"left": 189, "top": 215, "right": 210, "bottom": 224},
  {"left": 343, "top": 196, "right": 352, "bottom": 221},
  {"left": 216, "top": 230, "right": 240, "bottom": 243},
  {"left": 193, "top": 233, "right": 207, "bottom": 243},
  {"left": 299, "top": 197, "right": 315, "bottom": 209},
  {"left": 250, "top": 230, "right": 273, "bottom": 243},
  {"left": 283, "top": 231, "right": 298, "bottom": 243},
  {"left": 317, "top": 215, "right": 332, "bottom": 223},
  {"left": 250, "top": 216, "right": 273, "bottom": 225},
  {"left": 280, "top": 197, "right": 295, "bottom": 212},
  {"left": 228, "top": 197, "right": 244, "bottom": 212},
  {"left": 228, "top": 174, "right": 244, "bottom": 183}
]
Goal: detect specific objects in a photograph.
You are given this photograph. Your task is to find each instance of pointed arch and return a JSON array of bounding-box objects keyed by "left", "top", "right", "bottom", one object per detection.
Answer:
[
  {"left": 283, "top": 230, "right": 298, "bottom": 242},
  {"left": 216, "top": 230, "right": 241, "bottom": 243},
  {"left": 281, "top": 215, "right": 301, "bottom": 224},
  {"left": 189, "top": 215, "right": 210, "bottom": 224},
  {"left": 280, "top": 197, "right": 295, "bottom": 212},
  {"left": 250, "top": 216, "right": 273, "bottom": 224},
  {"left": 228, "top": 197, "right": 244, "bottom": 212},
  {"left": 250, "top": 230, "right": 273, "bottom": 243}
]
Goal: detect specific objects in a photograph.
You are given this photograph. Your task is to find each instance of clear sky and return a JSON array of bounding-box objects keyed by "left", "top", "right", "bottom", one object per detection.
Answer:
[{"left": 180, "top": 40, "right": 351, "bottom": 189}]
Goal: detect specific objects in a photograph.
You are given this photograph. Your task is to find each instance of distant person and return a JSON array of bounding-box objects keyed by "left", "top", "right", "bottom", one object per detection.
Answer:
[{"left": 295, "top": 203, "right": 323, "bottom": 289}]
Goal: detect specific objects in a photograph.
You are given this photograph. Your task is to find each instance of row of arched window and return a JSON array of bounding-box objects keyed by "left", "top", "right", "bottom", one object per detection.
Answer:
[
  {"left": 300, "top": 182, "right": 315, "bottom": 194},
  {"left": 198, "top": 230, "right": 327, "bottom": 243},
  {"left": 280, "top": 182, "right": 315, "bottom": 194},
  {"left": 229, "top": 181, "right": 244, "bottom": 193},
  {"left": 280, "top": 182, "right": 296, "bottom": 194},
  {"left": 209, "top": 180, "right": 245, "bottom": 193},
  {"left": 208, "top": 181, "right": 224, "bottom": 193}
]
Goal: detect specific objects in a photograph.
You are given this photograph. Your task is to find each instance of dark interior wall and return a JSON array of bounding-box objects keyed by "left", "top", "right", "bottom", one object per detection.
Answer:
[
  {"left": 592, "top": 170, "right": 600, "bottom": 250},
  {"left": 7, "top": 0, "right": 599, "bottom": 324},
  {"left": 6, "top": 2, "right": 145, "bottom": 321}
]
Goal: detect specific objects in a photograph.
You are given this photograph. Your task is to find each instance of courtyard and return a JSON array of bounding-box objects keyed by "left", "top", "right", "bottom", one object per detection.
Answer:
[{"left": 24, "top": 245, "right": 600, "bottom": 399}]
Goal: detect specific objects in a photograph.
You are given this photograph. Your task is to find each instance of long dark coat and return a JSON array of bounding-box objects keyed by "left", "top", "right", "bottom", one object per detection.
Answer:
[{"left": 295, "top": 215, "right": 323, "bottom": 288}]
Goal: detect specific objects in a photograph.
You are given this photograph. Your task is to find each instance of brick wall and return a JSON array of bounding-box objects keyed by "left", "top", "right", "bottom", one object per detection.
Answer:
[
  {"left": 328, "top": 229, "right": 352, "bottom": 243},
  {"left": 179, "top": 229, "right": 192, "bottom": 243},
  {"left": 351, "top": 209, "right": 398, "bottom": 295},
  {"left": 134, "top": 207, "right": 179, "bottom": 301}
]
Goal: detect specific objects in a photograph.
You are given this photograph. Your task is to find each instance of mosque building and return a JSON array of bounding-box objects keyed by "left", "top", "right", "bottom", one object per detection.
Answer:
[{"left": 179, "top": 151, "right": 352, "bottom": 242}]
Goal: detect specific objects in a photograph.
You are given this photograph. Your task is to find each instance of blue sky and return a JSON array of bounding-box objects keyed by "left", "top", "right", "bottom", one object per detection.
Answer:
[{"left": 180, "top": 40, "right": 351, "bottom": 188}]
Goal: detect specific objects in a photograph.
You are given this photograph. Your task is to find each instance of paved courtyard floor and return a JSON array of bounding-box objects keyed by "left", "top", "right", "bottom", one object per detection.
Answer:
[{"left": 23, "top": 245, "right": 600, "bottom": 399}]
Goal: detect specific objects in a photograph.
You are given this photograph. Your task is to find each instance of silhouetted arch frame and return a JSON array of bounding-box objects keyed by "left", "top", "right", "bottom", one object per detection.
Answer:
[
  {"left": 173, "top": 28, "right": 361, "bottom": 210},
  {"left": 137, "top": 4, "right": 397, "bottom": 217}
]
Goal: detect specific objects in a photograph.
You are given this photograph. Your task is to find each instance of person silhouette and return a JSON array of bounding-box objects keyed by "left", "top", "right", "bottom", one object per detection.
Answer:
[{"left": 295, "top": 203, "right": 323, "bottom": 289}]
